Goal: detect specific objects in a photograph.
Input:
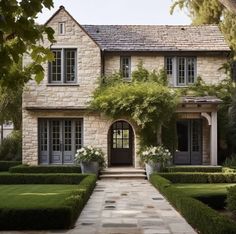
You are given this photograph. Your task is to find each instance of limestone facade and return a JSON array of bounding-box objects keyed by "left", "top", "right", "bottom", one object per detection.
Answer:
[{"left": 22, "top": 7, "right": 228, "bottom": 166}]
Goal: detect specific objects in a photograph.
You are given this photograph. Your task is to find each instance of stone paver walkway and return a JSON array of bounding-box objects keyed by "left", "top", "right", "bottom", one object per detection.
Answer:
[
  {"left": 1, "top": 179, "right": 196, "bottom": 234},
  {"left": 72, "top": 179, "right": 196, "bottom": 234}
]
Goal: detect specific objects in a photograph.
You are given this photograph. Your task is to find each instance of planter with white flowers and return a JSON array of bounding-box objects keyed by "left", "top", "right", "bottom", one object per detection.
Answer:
[
  {"left": 140, "top": 145, "right": 172, "bottom": 180},
  {"left": 75, "top": 146, "right": 106, "bottom": 177}
]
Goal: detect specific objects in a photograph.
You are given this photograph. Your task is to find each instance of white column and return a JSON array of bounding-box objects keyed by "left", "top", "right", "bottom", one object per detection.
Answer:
[{"left": 210, "top": 112, "right": 218, "bottom": 165}]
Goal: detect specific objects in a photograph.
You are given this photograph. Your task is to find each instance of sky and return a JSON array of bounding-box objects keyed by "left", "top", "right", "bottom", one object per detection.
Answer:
[{"left": 36, "top": 0, "right": 191, "bottom": 25}]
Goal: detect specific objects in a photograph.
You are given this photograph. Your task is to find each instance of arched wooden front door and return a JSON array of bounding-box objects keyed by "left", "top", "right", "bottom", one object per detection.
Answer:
[{"left": 109, "top": 121, "right": 134, "bottom": 166}]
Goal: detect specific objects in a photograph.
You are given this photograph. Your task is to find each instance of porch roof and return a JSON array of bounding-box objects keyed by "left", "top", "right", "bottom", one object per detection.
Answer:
[{"left": 180, "top": 96, "right": 222, "bottom": 104}]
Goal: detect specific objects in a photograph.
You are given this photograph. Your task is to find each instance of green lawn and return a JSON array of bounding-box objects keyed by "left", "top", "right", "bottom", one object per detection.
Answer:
[
  {"left": 0, "top": 185, "right": 79, "bottom": 208},
  {"left": 173, "top": 183, "right": 236, "bottom": 197}
]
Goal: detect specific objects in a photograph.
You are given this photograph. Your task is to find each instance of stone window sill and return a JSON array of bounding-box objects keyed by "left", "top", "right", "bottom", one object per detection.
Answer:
[{"left": 46, "top": 84, "right": 80, "bottom": 87}]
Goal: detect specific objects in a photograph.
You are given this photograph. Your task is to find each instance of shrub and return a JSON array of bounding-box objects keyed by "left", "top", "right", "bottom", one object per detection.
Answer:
[
  {"left": 0, "top": 173, "right": 88, "bottom": 184},
  {"left": 0, "top": 175, "right": 97, "bottom": 230},
  {"left": 9, "top": 165, "right": 81, "bottom": 173},
  {"left": 223, "top": 155, "right": 236, "bottom": 167},
  {"left": 227, "top": 185, "right": 236, "bottom": 216},
  {"left": 0, "top": 161, "right": 21, "bottom": 172},
  {"left": 158, "top": 172, "right": 236, "bottom": 183},
  {"left": 0, "top": 131, "right": 22, "bottom": 161},
  {"left": 167, "top": 166, "right": 222, "bottom": 173},
  {"left": 150, "top": 174, "right": 236, "bottom": 234}
]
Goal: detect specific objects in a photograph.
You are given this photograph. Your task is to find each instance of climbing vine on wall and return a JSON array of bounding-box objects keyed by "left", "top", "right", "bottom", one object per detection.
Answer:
[{"left": 91, "top": 63, "right": 179, "bottom": 148}]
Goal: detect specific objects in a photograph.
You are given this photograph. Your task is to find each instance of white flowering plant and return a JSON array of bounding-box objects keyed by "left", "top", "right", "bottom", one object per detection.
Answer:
[
  {"left": 75, "top": 146, "right": 106, "bottom": 168},
  {"left": 140, "top": 145, "right": 172, "bottom": 166}
]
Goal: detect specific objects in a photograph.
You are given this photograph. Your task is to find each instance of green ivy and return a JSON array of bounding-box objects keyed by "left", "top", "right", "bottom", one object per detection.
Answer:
[{"left": 91, "top": 63, "right": 179, "bottom": 147}]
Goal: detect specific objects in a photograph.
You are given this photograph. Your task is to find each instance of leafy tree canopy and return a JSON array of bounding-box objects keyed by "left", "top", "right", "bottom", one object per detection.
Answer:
[{"left": 0, "top": 0, "right": 55, "bottom": 88}]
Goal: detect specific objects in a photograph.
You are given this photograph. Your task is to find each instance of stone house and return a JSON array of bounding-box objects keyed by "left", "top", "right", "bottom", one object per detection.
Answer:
[{"left": 22, "top": 6, "right": 230, "bottom": 167}]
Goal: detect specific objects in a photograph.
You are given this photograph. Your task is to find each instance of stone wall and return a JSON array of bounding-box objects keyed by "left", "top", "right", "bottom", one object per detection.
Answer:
[
  {"left": 104, "top": 53, "right": 228, "bottom": 85},
  {"left": 22, "top": 110, "right": 141, "bottom": 167},
  {"left": 23, "top": 8, "right": 101, "bottom": 109}
]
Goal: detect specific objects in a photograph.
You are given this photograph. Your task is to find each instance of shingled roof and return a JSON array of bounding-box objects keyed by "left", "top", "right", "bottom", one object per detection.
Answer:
[{"left": 82, "top": 25, "right": 230, "bottom": 52}]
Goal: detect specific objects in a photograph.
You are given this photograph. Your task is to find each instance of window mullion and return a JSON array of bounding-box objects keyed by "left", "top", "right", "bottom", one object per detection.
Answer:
[{"left": 61, "top": 49, "right": 64, "bottom": 83}]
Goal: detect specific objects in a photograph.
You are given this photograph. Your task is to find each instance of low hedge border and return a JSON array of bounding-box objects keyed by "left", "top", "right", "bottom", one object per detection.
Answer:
[
  {"left": 0, "top": 174, "right": 97, "bottom": 230},
  {"left": 158, "top": 172, "right": 236, "bottom": 183},
  {"left": 0, "top": 173, "right": 88, "bottom": 184},
  {"left": 150, "top": 174, "right": 236, "bottom": 234},
  {"left": 167, "top": 166, "right": 222, "bottom": 173},
  {"left": 227, "top": 185, "right": 236, "bottom": 216},
  {"left": 0, "top": 161, "right": 21, "bottom": 172},
  {"left": 9, "top": 165, "right": 81, "bottom": 174}
]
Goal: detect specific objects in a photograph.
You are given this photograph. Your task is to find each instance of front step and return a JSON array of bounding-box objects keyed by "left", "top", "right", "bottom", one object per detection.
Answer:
[{"left": 100, "top": 167, "right": 147, "bottom": 179}]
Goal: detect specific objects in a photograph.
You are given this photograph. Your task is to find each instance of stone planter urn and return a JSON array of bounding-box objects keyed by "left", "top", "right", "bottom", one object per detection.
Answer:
[
  {"left": 145, "top": 162, "right": 161, "bottom": 180},
  {"left": 80, "top": 161, "right": 99, "bottom": 177}
]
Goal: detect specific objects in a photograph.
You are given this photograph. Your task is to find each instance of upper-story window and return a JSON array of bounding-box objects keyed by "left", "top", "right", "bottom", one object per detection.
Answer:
[
  {"left": 58, "top": 22, "right": 65, "bottom": 35},
  {"left": 165, "top": 57, "right": 197, "bottom": 86},
  {"left": 120, "top": 56, "right": 131, "bottom": 79},
  {"left": 49, "top": 49, "right": 77, "bottom": 84}
]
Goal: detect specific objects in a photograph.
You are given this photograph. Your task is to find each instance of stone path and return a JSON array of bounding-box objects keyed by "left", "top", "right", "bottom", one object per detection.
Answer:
[
  {"left": 72, "top": 179, "right": 196, "bottom": 234},
  {"left": 1, "top": 179, "right": 196, "bottom": 234}
]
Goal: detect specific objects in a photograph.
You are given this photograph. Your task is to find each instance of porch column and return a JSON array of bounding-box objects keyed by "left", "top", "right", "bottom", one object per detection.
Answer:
[{"left": 210, "top": 112, "right": 218, "bottom": 165}]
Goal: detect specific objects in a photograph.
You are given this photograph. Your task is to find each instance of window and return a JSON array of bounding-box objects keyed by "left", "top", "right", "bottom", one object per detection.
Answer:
[
  {"left": 165, "top": 57, "right": 196, "bottom": 86},
  {"left": 58, "top": 22, "right": 65, "bottom": 35},
  {"left": 120, "top": 56, "right": 131, "bottom": 79},
  {"left": 39, "top": 119, "right": 83, "bottom": 164},
  {"left": 49, "top": 49, "right": 77, "bottom": 84}
]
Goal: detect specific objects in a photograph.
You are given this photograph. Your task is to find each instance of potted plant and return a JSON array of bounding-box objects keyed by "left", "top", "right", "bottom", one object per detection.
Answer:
[
  {"left": 140, "top": 145, "right": 172, "bottom": 180},
  {"left": 75, "top": 146, "right": 105, "bottom": 177}
]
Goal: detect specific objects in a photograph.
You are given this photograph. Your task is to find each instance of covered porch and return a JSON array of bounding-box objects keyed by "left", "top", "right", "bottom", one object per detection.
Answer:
[{"left": 174, "top": 96, "right": 222, "bottom": 166}]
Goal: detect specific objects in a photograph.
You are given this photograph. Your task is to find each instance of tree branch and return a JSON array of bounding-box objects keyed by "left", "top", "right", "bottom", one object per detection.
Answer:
[{"left": 219, "top": 0, "right": 236, "bottom": 14}]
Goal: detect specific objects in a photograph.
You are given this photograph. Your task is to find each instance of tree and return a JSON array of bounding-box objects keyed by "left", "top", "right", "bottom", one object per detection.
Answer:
[
  {"left": 219, "top": 0, "right": 236, "bottom": 14},
  {"left": 0, "top": 0, "right": 55, "bottom": 88}
]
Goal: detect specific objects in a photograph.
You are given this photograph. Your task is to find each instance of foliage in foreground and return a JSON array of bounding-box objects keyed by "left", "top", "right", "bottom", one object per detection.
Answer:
[
  {"left": 150, "top": 174, "right": 236, "bottom": 234},
  {"left": 0, "top": 175, "right": 96, "bottom": 230},
  {"left": 0, "top": 0, "right": 55, "bottom": 88}
]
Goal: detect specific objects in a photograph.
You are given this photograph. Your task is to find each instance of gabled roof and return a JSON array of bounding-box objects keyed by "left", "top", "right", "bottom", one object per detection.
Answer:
[{"left": 82, "top": 25, "right": 230, "bottom": 52}]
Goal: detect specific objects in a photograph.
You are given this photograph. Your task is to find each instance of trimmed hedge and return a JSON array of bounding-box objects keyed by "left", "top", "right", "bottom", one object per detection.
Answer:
[
  {"left": 0, "top": 173, "right": 87, "bottom": 184},
  {"left": 9, "top": 165, "right": 81, "bottom": 174},
  {"left": 167, "top": 166, "right": 222, "bottom": 173},
  {"left": 158, "top": 172, "right": 236, "bottom": 183},
  {"left": 227, "top": 185, "right": 236, "bottom": 216},
  {"left": 150, "top": 174, "right": 236, "bottom": 234},
  {"left": 0, "top": 161, "right": 21, "bottom": 172},
  {"left": 0, "top": 175, "right": 97, "bottom": 230}
]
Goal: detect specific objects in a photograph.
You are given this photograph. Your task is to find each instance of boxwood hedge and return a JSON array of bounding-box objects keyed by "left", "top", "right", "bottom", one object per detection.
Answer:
[
  {"left": 158, "top": 172, "right": 236, "bottom": 183},
  {"left": 0, "top": 161, "right": 21, "bottom": 172},
  {"left": 9, "top": 165, "right": 81, "bottom": 174},
  {"left": 227, "top": 185, "right": 236, "bottom": 216},
  {"left": 150, "top": 174, "right": 236, "bottom": 234},
  {"left": 0, "top": 173, "right": 87, "bottom": 184},
  {"left": 0, "top": 175, "right": 97, "bottom": 230},
  {"left": 167, "top": 166, "right": 222, "bottom": 173}
]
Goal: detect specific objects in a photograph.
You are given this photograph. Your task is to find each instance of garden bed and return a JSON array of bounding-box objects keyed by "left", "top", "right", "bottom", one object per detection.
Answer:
[{"left": 0, "top": 174, "right": 96, "bottom": 230}]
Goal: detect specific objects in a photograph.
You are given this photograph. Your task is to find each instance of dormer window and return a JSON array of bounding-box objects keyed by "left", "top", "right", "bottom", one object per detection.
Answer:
[
  {"left": 165, "top": 56, "right": 196, "bottom": 86},
  {"left": 120, "top": 56, "right": 131, "bottom": 79},
  {"left": 58, "top": 22, "right": 65, "bottom": 35},
  {"left": 49, "top": 48, "right": 77, "bottom": 84}
]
